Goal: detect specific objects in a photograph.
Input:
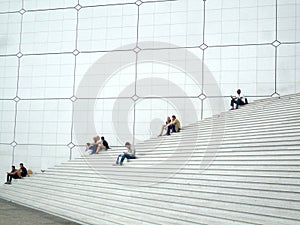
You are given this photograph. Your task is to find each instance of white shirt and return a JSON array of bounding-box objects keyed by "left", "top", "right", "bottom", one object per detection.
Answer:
[{"left": 236, "top": 93, "right": 244, "bottom": 100}]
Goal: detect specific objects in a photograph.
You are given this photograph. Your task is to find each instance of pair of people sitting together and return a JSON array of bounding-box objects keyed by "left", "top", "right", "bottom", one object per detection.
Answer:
[
  {"left": 230, "top": 89, "right": 248, "bottom": 110},
  {"left": 158, "top": 115, "right": 181, "bottom": 136},
  {"left": 5, "top": 163, "right": 27, "bottom": 184},
  {"left": 86, "top": 136, "right": 110, "bottom": 155}
]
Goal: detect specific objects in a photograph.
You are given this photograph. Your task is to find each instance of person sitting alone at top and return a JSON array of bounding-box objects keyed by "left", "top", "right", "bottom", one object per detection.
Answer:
[
  {"left": 230, "top": 89, "right": 248, "bottom": 110},
  {"left": 5, "top": 163, "right": 27, "bottom": 184},
  {"left": 114, "top": 142, "right": 136, "bottom": 166},
  {"left": 96, "top": 136, "right": 110, "bottom": 153},
  {"left": 166, "top": 115, "right": 181, "bottom": 135},
  {"left": 158, "top": 116, "right": 172, "bottom": 136}
]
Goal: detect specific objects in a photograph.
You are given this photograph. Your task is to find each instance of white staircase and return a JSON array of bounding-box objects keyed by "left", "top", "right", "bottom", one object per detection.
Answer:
[{"left": 1, "top": 94, "right": 300, "bottom": 225}]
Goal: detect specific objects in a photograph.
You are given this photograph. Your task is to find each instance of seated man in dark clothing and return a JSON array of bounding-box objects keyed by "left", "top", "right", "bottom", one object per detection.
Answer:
[
  {"left": 230, "top": 89, "right": 248, "bottom": 110},
  {"left": 18, "top": 163, "right": 27, "bottom": 178},
  {"left": 5, "top": 166, "right": 18, "bottom": 184},
  {"left": 5, "top": 163, "right": 27, "bottom": 184},
  {"left": 101, "top": 136, "right": 110, "bottom": 150}
]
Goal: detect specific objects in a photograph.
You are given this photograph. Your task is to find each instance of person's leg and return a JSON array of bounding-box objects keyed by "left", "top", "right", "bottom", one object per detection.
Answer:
[
  {"left": 6, "top": 174, "right": 10, "bottom": 182},
  {"left": 12, "top": 174, "right": 19, "bottom": 180},
  {"left": 5, "top": 174, "right": 12, "bottom": 184},
  {"left": 166, "top": 125, "right": 172, "bottom": 135},
  {"left": 170, "top": 124, "right": 175, "bottom": 133},
  {"left": 21, "top": 172, "right": 26, "bottom": 177},
  {"left": 120, "top": 154, "right": 136, "bottom": 165},
  {"left": 90, "top": 145, "right": 97, "bottom": 154},
  {"left": 236, "top": 99, "right": 245, "bottom": 109},
  {"left": 230, "top": 99, "right": 235, "bottom": 108},
  {"left": 95, "top": 144, "right": 100, "bottom": 154},
  {"left": 96, "top": 144, "right": 102, "bottom": 154},
  {"left": 174, "top": 124, "right": 179, "bottom": 133},
  {"left": 158, "top": 125, "right": 165, "bottom": 136},
  {"left": 116, "top": 154, "right": 122, "bottom": 164},
  {"left": 120, "top": 154, "right": 127, "bottom": 165}
]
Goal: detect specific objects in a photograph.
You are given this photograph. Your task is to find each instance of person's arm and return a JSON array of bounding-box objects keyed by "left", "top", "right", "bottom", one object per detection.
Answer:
[
  {"left": 165, "top": 122, "right": 172, "bottom": 127},
  {"left": 127, "top": 148, "right": 135, "bottom": 156},
  {"left": 10, "top": 170, "right": 17, "bottom": 175}
]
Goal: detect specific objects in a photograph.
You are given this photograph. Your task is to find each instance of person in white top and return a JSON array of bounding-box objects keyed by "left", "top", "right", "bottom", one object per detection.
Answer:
[{"left": 230, "top": 89, "right": 248, "bottom": 110}]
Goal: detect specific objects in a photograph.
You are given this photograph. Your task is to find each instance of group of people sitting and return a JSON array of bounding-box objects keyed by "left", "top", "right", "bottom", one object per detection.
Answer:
[
  {"left": 85, "top": 136, "right": 136, "bottom": 166},
  {"left": 85, "top": 135, "right": 135, "bottom": 166},
  {"left": 3, "top": 90, "right": 248, "bottom": 184},
  {"left": 5, "top": 163, "right": 27, "bottom": 184},
  {"left": 158, "top": 115, "right": 181, "bottom": 136},
  {"left": 86, "top": 136, "right": 110, "bottom": 154}
]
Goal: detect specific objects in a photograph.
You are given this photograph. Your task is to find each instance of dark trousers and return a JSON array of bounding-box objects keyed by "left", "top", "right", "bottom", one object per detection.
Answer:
[
  {"left": 116, "top": 154, "right": 136, "bottom": 165},
  {"left": 167, "top": 124, "right": 175, "bottom": 135},
  {"left": 231, "top": 99, "right": 245, "bottom": 109},
  {"left": 7, "top": 174, "right": 19, "bottom": 182},
  {"left": 90, "top": 145, "right": 97, "bottom": 154}
]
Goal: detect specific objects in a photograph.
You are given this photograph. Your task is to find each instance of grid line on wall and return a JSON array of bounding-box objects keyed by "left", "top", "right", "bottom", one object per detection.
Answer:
[{"left": 0, "top": 0, "right": 299, "bottom": 168}]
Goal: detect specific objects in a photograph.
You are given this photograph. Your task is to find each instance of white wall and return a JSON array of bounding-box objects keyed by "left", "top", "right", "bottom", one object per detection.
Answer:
[{"left": 0, "top": 0, "right": 299, "bottom": 178}]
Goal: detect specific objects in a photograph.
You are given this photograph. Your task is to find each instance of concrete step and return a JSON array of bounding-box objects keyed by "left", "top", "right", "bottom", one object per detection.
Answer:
[
  {"left": 3, "top": 179, "right": 300, "bottom": 225},
  {"left": 1, "top": 93, "right": 300, "bottom": 225}
]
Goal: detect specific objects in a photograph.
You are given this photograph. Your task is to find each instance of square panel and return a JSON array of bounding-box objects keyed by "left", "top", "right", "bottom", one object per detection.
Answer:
[
  {"left": 0, "top": 13, "right": 22, "bottom": 55},
  {"left": 137, "top": 48, "right": 203, "bottom": 97},
  {"left": 72, "top": 98, "right": 134, "bottom": 146},
  {"left": 75, "top": 51, "right": 136, "bottom": 98},
  {"left": 278, "top": 1, "right": 300, "bottom": 42},
  {"left": 204, "top": 45, "right": 275, "bottom": 96},
  {"left": 18, "top": 54, "right": 75, "bottom": 98},
  {"left": 15, "top": 100, "right": 72, "bottom": 145},
  {"left": 0, "top": 145, "right": 13, "bottom": 180},
  {"left": 77, "top": 4, "right": 137, "bottom": 51},
  {"left": 0, "top": 100, "right": 15, "bottom": 144},
  {"left": 0, "top": 56, "right": 18, "bottom": 99},
  {"left": 205, "top": 0, "right": 276, "bottom": 46},
  {"left": 24, "top": 0, "right": 78, "bottom": 10},
  {"left": 203, "top": 97, "right": 227, "bottom": 118},
  {"left": 139, "top": 0, "right": 204, "bottom": 49},
  {"left": 80, "top": 0, "right": 134, "bottom": 5},
  {"left": 277, "top": 44, "right": 300, "bottom": 95},
  {"left": 0, "top": 0, "right": 22, "bottom": 13},
  {"left": 21, "top": 9, "right": 77, "bottom": 54},
  {"left": 14, "top": 145, "right": 70, "bottom": 172}
]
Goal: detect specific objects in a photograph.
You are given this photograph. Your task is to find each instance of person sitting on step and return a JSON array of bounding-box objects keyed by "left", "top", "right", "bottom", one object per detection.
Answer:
[
  {"left": 230, "top": 89, "right": 248, "bottom": 110},
  {"left": 166, "top": 115, "right": 181, "bottom": 135},
  {"left": 86, "top": 136, "right": 100, "bottom": 154},
  {"left": 5, "top": 165, "right": 18, "bottom": 184},
  {"left": 96, "top": 136, "right": 110, "bottom": 153},
  {"left": 5, "top": 163, "right": 27, "bottom": 184},
  {"left": 114, "top": 142, "right": 136, "bottom": 166},
  {"left": 158, "top": 116, "right": 172, "bottom": 136}
]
